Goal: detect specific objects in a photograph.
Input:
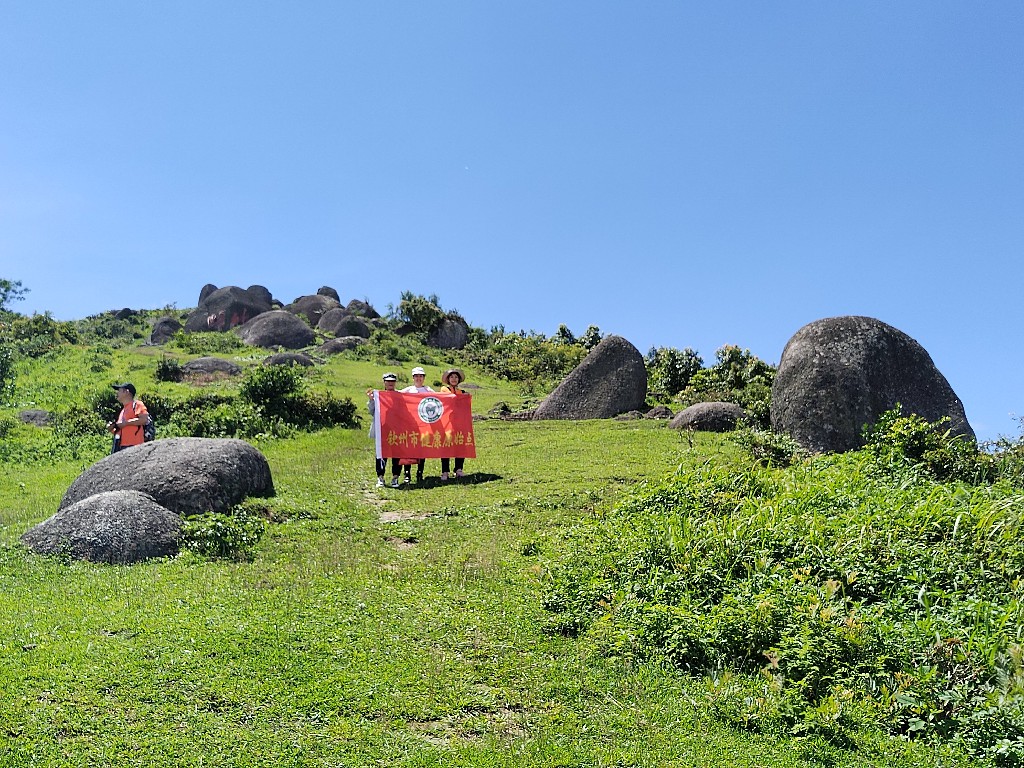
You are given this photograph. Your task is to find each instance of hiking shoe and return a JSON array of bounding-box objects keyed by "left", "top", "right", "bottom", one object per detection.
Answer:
[
  {"left": 376, "top": 478, "right": 385, "bottom": 487},
  {"left": 440, "top": 472, "right": 449, "bottom": 481},
  {"left": 455, "top": 469, "right": 465, "bottom": 478},
  {"left": 416, "top": 474, "right": 424, "bottom": 483},
  {"left": 390, "top": 478, "right": 399, "bottom": 488}
]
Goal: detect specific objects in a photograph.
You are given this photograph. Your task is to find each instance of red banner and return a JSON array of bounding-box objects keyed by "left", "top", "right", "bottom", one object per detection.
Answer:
[{"left": 374, "top": 391, "right": 476, "bottom": 460}]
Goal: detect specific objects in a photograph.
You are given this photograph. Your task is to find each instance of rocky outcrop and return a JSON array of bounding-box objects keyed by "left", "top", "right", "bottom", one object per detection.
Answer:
[
  {"left": 317, "top": 310, "right": 372, "bottom": 338},
  {"left": 149, "top": 316, "right": 183, "bottom": 345},
  {"left": 670, "top": 402, "right": 748, "bottom": 432},
  {"left": 428, "top": 317, "right": 470, "bottom": 350},
  {"left": 534, "top": 335, "right": 647, "bottom": 420},
  {"left": 285, "top": 295, "right": 341, "bottom": 327},
  {"left": 60, "top": 438, "right": 274, "bottom": 518},
  {"left": 264, "top": 352, "right": 315, "bottom": 367},
  {"left": 18, "top": 409, "right": 52, "bottom": 427},
  {"left": 317, "top": 286, "right": 341, "bottom": 302},
  {"left": 345, "top": 299, "right": 380, "bottom": 319},
  {"left": 21, "top": 490, "right": 182, "bottom": 565},
  {"left": 184, "top": 286, "right": 274, "bottom": 333},
  {"left": 770, "top": 316, "right": 975, "bottom": 453},
  {"left": 316, "top": 336, "right": 367, "bottom": 355},
  {"left": 181, "top": 356, "right": 242, "bottom": 377},
  {"left": 236, "top": 310, "right": 315, "bottom": 349}
]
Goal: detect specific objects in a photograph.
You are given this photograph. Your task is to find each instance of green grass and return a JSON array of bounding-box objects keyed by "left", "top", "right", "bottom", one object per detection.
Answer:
[{"left": 0, "top": 341, "right": 1002, "bottom": 766}]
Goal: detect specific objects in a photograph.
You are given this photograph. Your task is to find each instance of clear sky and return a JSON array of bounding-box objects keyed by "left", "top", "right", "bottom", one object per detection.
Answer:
[{"left": 2, "top": 3, "right": 1021, "bottom": 442}]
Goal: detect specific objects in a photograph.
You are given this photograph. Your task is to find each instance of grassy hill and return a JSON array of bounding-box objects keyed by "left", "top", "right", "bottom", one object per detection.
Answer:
[{"left": 1, "top": 308, "right": 1022, "bottom": 766}]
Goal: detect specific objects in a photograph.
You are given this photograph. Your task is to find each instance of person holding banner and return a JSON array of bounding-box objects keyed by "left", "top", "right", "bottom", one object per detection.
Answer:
[
  {"left": 398, "top": 366, "right": 433, "bottom": 483},
  {"left": 367, "top": 372, "right": 401, "bottom": 487},
  {"left": 440, "top": 368, "right": 468, "bottom": 480}
]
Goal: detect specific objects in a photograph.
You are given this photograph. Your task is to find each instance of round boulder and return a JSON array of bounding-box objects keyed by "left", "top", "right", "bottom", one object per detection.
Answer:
[
  {"left": 318, "top": 310, "right": 372, "bottom": 338},
  {"left": 316, "top": 336, "right": 367, "bottom": 355},
  {"left": 185, "top": 286, "right": 273, "bottom": 333},
  {"left": 264, "top": 352, "right": 315, "bottom": 367},
  {"left": 22, "top": 490, "right": 182, "bottom": 564},
  {"left": 237, "top": 310, "right": 315, "bottom": 350},
  {"left": 181, "top": 356, "right": 242, "bottom": 377},
  {"left": 645, "top": 405, "right": 674, "bottom": 420},
  {"left": 317, "top": 286, "right": 341, "bottom": 302},
  {"left": 427, "top": 317, "right": 470, "bottom": 350},
  {"left": 60, "top": 437, "right": 275, "bottom": 518},
  {"left": 534, "top": 335, "right": 647, "bottom": 420},
  {"left": 285, "top": 294, "right": 341, "bottom": 327},
  {"left": 150, "top": 315, "right": 183, "bottom": 345},
  {"left": 670, "top": 402, "right": 749, "bottom": 432},
  {"left": 18, "top": 409, "right": 52, "bottom": 427},
  {"left": 770, "top": 316, "right": 975, "bottom": 453},
  {"left": 345, "top": 299, "right": 380, "bottom": 319}
]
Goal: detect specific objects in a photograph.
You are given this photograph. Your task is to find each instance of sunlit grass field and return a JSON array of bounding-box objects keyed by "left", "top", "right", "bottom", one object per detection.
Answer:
[{"left": 0, "top": 345, "right": 993, "bottom": 767}]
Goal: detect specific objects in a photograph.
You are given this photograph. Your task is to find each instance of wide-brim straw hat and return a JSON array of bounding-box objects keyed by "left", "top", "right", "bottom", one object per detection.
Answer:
[{"left": 442, "top": 368, "right": 464, "bottom": 384}]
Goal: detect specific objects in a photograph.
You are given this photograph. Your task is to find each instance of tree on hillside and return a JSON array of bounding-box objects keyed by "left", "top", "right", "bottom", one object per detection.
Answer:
[{"left": 0, "top": 279, "right": 28, "bottom": 313}]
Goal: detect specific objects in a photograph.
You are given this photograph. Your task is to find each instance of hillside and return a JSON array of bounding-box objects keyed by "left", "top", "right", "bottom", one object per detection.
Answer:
[{"left": 1, "top": 303, "right": 1023, "bottom": 766}]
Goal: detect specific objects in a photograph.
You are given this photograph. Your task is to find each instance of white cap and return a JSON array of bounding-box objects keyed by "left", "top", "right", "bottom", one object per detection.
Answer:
[{"left": 411, "top": 366, "right": 426, "bottom": 375}]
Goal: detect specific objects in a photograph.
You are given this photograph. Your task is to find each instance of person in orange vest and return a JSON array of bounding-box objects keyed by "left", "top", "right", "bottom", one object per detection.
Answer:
[{"left": 107, "top": 382, "right": 150, "bottom": 452}]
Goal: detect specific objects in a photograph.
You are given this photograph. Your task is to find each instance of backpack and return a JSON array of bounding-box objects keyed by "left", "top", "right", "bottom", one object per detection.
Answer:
[{"left": 132, "top": 401, "right": 156, "bottom": 442}]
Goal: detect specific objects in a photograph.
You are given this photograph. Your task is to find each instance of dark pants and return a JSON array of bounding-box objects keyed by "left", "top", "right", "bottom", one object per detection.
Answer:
[
  {"left": 404, "top": 459, "right": 425, "bottom": 480},
  {"left": 376, "top": 458, "right": 400, "bottom": 478},
  {"left": 441, "top": 458, "right": 465, "bottom": 473}
]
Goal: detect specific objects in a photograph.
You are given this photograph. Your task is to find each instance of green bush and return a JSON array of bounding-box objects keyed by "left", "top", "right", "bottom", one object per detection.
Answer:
[
  {"left": 542, "top": 456, "right": 1024, "bottom": 760},
  {"left": 155, "top": 356, "right": 183, "bottom": 382},
  {"left": 864, "top": 407, "right": 995, "bottom": 484},
  {"left": 240, "top": 364, "right": 304, "bottom": 406},
  {"left": 180, "top": 509, "right": 265, "bottom": 560},
  {"left": 646, "top": 346, "right": 703, "bottom": 399},
  {"left": 168, "top": 330, "right": 245, "bottom": 355},
  {"left": 0, "top": 312, "right": 79, "bottom": 358},
  {"left": 676, "top": 345, "right": 775, "bottom": 427},
  {"left": 0, "top": 344, "right": 14, "bottom": 403}
]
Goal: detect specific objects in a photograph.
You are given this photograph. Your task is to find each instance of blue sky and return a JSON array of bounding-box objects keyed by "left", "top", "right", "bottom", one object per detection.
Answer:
[{"left": 2, "top": 2, "right": 1021, "bottom": 441}]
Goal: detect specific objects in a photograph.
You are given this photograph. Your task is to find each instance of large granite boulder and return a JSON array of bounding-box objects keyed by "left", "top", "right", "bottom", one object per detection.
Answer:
[
  {"left": 317, "top": 286, "right": 341, "bottom": 302},
  {"left": 771, "top": 316, "right": 975, "bottom": 453},
  {"left": 317, "top": 336, "right": 367, "bottom": 355},
  {"left": 345, "top": 299, "right": 380, "bottom": 319},
  {"left": 318, "top": 310, "right": 372, "bottom": 338},
  {"left": 534, "top": 335, "right": 647, "bottom": 420},
  {"left": 149, "top": 315, "right": 183, "bottom": 345},
  {"left": 670, "top": 402, "right": 749, "bottom": 432},
  {"left": 428, "top": 317, "right": 470, "bottom": 350},
  {"left": 22, "top": 490, "right": 182, "bottom": 565},
  {"left": 285, "top": 294, "right": 341, "bottom": 327},
  {"left": 184, "top": 286, "right": 274, "bottom": 332},
  {"left": 18, "top": 409, "right": 52, "bottom": 427},
  {"left": 236, "top": 310, "right": 315, "bottom": 349},
  {"left": 60, "top": 438, "right": 274, "bottom": 517},
  {"left": 181, "top": 356, "right": 242, "bottom": 377},
  {"left": 264, "top": 352, "right": 315, "bottom": 367}
]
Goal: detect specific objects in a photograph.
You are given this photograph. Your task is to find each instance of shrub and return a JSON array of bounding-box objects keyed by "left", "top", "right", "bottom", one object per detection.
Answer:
[
  {"left": 732, "top": 427, "right": 807, "bottom": 467},
  {"left": 0, "top": 312, "right": 79, "bottom": 358},
  {"left": 155, "top": 356, "right": 183, "bottom": 382},
  {"left": 542, "top": 455, "right": 1024, "bottom": 759},
  {"left": 0, "top": 344, "right": 14, "bottom": 404},
  {"left": 676, "top": 345, "right": 775, "bottom": 427},
  {"left": 646, "top": 346, "right": 703, "bottom": 399},
  {"left": 240, "top": 364, "right": 304, "bottom": 406},
  {"left": 864, "top": 407, "right": 995, "bottom": 484},
  {"left": 169, "top": 330, "right": 245, "bottom": 355},
  {"left": 180, "top": 509, "right": 265, "bottom": 560}
]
